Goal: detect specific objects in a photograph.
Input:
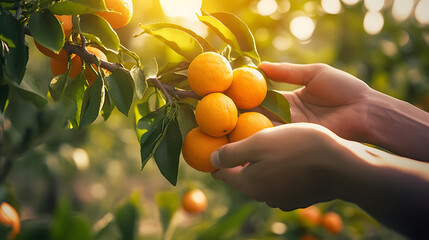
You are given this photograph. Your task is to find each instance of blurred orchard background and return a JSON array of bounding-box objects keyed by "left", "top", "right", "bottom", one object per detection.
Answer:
[{"left": 4, "top": 0, "right": 429, "bottom": 239}]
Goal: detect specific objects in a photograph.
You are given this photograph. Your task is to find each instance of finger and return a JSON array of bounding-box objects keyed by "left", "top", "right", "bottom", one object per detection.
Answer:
[
  {"left": 210, "top": 138, "right": 260, "bottom": 169},
  {"left": 211, "top": 167, "right": 245, "bottom": 190},
  {"left": 259, "top": 62, "right": 325, "bottom": 86}
]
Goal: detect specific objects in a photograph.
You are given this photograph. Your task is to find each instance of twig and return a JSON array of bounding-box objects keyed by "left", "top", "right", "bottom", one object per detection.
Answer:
[{"left": 24, "top": 29, "right": 201, "bottom": 102}]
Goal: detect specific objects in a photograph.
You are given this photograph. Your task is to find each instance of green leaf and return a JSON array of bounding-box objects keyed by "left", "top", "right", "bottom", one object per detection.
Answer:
[
  {"left": 63, "top": 72, "right": 86, "bottom": 127},
  {"left": 210, "top": 12, "right": 260, "bottom": 63},
  {"left": 260, "top": 90, "right": 291, "bottom": 123},
  {"left": 198, "top": 13, "right": 241, "bottom": 52},
  {"left": 80, "top": 76, "right": 104, "bottom": 128},
  {"left": 177, "top": 103, "right": 197, "bottom": 141},
  {"left": 198, "top": 202, "right": 256, "bottom": 240},
  {"left": 49, "top": 73, "right": 68, "bottom": 101},
  {"left": 156, "top": 191, "right": 180, "bottom": 237},
  {"left": 104, "top": 68, "right": 134, "bottom": 116},
  {"left": 28, "top": 9, "right": 65, "bottom": 53},
  {"left": 154, "top": 118, "right": 182, "bottom": 186},
  {"left": 136, "top": 23, "right": 217, "bottom": 52},
  {"left": 80, "top": 14, "right": 120, "bottom": 53},
  {"left": 101, "top": 89, "right": 115, "bottom": 121},
  {"left": 0, "top": 85, "right": 9, "bottom": 113},
  {"left": 143, "top": 57, "right": 158, "bottom": 80},
  {"left": 120, "top": 45, "right": 141, "bottom": 67},
  {"left": 131, "top": 66, "right": 147, "bottom": 99},
  {"left": 115, "top": 192, "right": 140, "bottom": 240},
  {"left": 50, "top": 198, "right": 92, "bottom": 240},
  {"left": 137, "top": 105, "right": 168, "bottom": 169},
  {"left": 49, "top": 0, "right": 107, "bottom": 15},
  {"left": 10, "top": 75, "right": 48, "bottom": 109},
  {"left": 0, "top": 14, "right": 28, "bottom": 84},
  {"left": 139, "top": 24, "right": 203, "bottom": 61}
]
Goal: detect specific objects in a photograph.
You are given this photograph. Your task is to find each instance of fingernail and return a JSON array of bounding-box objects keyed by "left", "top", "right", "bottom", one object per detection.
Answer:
[{"left": 210, "top": 151, "right": 221, "bottom": 168}]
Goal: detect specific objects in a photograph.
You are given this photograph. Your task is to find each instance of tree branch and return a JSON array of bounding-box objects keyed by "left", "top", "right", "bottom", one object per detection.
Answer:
[{"left": 24, "top": 29, "right": 201, "bottom": 101}]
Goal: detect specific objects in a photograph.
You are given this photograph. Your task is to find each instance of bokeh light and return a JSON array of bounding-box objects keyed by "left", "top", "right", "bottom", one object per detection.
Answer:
[
  {"left": 289, "top": 16, "right": 315, "bottom": 41},
  {"left": 364, "top": 11, "right": 384, "bottom": 35},
  {"left": 322, "top": 0, "right": 342, "bottom": 14},
  {"left": 257, "top": 0, "right": 278, "bottom": 16},
  {"left": 72, "top": 148, "right": 90, "bottom": 170},
  {"left": 392, "top": 0, "right": 414, "bottom": 22},
  {"left": 364, "top": 0, "right": 385, "bottom": 11},
  {"left": 159, "top": 0, "right": 202, "bottom": 18},
  {"left": 342, "top": 0, "right": 360, "bottom": 5},
  {"left": 415, "top": 0, "right": 429, "bottom": 25}
]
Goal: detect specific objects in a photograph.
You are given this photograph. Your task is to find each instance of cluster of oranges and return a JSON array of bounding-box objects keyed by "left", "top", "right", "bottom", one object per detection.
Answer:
[
  {"left": 34, "top": 0, "right": 133, "bottom": 85},
  {"left": 182, "top": 52, "right": 273, "bottom": 173},
  {"left": 298, "top": 205, "right": 343, "bottom": 239}
]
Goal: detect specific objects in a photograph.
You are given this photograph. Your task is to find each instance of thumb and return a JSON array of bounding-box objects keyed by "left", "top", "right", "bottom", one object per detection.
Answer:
[
  {"left": 210, "top": 139, "right": 258, "bottom": 169},
  {"left": 259, "top": 61, "right": 322, "bottom": 86}
]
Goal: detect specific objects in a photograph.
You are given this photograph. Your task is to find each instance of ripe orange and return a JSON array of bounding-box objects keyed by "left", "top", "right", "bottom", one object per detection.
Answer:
[
  {"left": 182, "top": 127, "right": 229, "bottom": 173},
  {"left": 300, "top": 234, "right": 321, "bottom": 240},
  {"left": 56, "top": 15, "right": 73, "bottom": 37},
  {"left": 195, "top": 93, "right": 238, "bottom": 137},
  {"left": 321, "top": 212, "right": 343, "bottom": 234},
  {"left": 0, "top": 202, "right": 20, "bottom": 240},
  {"left": 96, "top": 0, "right": 133, "bottom": 29},
  {"left": 228, "top": 112, "right": 273, "bottom": 142},
  {"left": 298, "top": 205, "right": 322, "bottom": 226},
  {"left": 187, "top": 52, "right": 233, "bottom": 97},
  {"left": 35, "top": 40, "right": 69, "bottom": 59},
  {"left": 225, "top": 67, "right": 267, "bottom": 109},
  {"left": 50, "top": 54, "right": 82, "bottom": 79},
  {"left": 84, "top": 46, "right": 108, "bottom": 85},
  {"left": 181, "top": 189, "right": 208, "bottom": 214}
]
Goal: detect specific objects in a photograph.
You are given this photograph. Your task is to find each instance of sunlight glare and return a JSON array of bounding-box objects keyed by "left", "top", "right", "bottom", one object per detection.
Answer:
[
  {"left": 342, "top": 0, "right": 360, "bottom": 5},
  {"left": 257, "top": 0, "right": 278, "bottom": 16},
  {"left": 322, "top": 0, "right": 342, "bottom": 14},
  {"left": 364, "top": 0, "right": 384, "bottom": 11},
  {"left": 290, "top": 16, "right": 315, "bottom": 41},
  {"left": 392, "top": 0, "right": 414, "bottom": 22},
  {"left": 415, "top": 0, "right": 429, "bottom": 25},
  {"left": 364, "top": 11, "right": 384, "bottom": 35},
  {"left": 160, "top": 0, "right": 202, "bottom": 19}
]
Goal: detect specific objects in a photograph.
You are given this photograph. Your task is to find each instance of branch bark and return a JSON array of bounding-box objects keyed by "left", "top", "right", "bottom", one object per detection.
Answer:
[{"left": 25, "top": 29, "right": 200, "bottom": 101}]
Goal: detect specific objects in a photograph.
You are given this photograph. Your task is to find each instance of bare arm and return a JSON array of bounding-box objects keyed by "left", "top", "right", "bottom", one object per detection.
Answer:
[
  {"left": 210, "top": 123, "right": 429, "bottom": 239},
  {"left": 258, "top": 62, "right": 429, "bottom": 161}
]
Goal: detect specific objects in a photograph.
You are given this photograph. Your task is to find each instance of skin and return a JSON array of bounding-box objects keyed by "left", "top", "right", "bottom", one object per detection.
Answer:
[{"left": 210, "top": 62, "right": 429, "bottom": 239}]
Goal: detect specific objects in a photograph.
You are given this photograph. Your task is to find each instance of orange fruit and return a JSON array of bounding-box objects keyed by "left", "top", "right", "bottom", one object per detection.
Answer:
[
  {"left": 56, "top": 15, "right": 73, "bottom": 37},
  {"left": 321, "top": 212, "right": 343, "bottom": 234},
  {"left": 35, "top": 40, "right": 69, "bottom": 59},
  {"left": 298, "top": 205, "right": 322, "bottom": 226},
  {"left": 195, "top": 93, "right": 238, "bottom": 137},
  {"left": 96, "top": 0, "right": 133, "bottom": 29},
  {"left": 228, "top": 112, "right": 273, "bottom": 142},
  {"left": 0, "top": 202, "right": 20, "bottom": 240},
  {"left": 84, "top": 46, "right": 108, "bottom": 85},
  {"left": 225, "top": 67, "right": 267, "bottom": 109},
  {"left": 300, "top": 234, "right": 321, "bottom": 240},
  {"left": 182, "top": 127, "right": 229, "bottom": 173},
  {"left": 187, "top": 52, "right": 233, "bottom": 97},
  {"left": 50, "top": 54, "right": 82, "bottom": 79},
  {"left": 182, "top": 189, "right": 208, "bottom": 214}
]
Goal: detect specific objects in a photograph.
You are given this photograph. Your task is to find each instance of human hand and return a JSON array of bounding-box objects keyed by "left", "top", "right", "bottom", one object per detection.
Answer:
[
  {"left": 210, "top": 122, "right": 355, "bottom": 211},
  {"left": 259, "top": 62, "right": 372, "bottom": 142}
]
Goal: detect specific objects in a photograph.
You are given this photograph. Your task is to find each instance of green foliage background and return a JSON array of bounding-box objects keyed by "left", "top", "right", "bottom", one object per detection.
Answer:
[{"left": 1, "top": 0, "right": 428, "bottom": 239}]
